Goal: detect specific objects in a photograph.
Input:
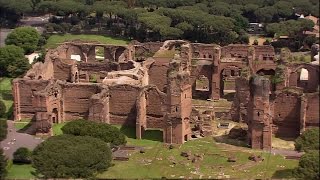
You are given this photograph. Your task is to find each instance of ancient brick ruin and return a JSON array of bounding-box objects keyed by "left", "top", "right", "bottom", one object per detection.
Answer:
[{"left": 12, "top": 40, "right": 319, "bottom": 147}]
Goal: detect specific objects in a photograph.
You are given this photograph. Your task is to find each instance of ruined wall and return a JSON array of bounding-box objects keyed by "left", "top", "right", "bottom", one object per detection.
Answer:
[
  {"left": 134, "top": 42, "right": 163, "bottom": 59},
  {"left": 53, "top": 58, "right": 75, "bottom": 81},
  {"left": 12, "top": 79, "right": 50, "bottom": 120},
  {"left": 145, "top": 87, "right": 166, "bottom": 129},
  {"left": 62, "top": 84, "right": 101, "bottom": 121},
  {"left": 221, "top": 45, "right": 249, "bottom": 60},
  {"left": 273, "top": 92, "right": 301, "bottom": 138},
  {"left": 230, "top": 77, "right": 250, "bottom": 122},
  {"left": 305, "top": 93, "right": 319, "bottom": 127},
  {"left": 108, "top": 85, "right": 140, "bottom": 125},
  {"left": 148, "top": 58, "right": 170, "bottom": 92}
]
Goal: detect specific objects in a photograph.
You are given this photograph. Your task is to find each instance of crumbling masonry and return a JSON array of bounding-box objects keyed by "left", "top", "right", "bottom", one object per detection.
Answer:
[{"left": 12, "top": 40, "right": 319, "bottom": 146}]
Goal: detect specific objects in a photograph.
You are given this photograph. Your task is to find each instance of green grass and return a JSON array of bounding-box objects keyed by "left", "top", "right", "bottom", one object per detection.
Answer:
[
  {"left": 97, "top": 133, "right": 299, "bottom": 179},
  {"left": 153, "top": 49, "right": 177, "bottom": 58},
  {"left": 45, "top": 34, "right": 129, "bottom": 49},
  {"left": 52, "top": 123, "right": 67, "bottom": 136},
  {"left": 0, "top": 78, "right": 13, "bottom": 119},
  {"left": 7, "top": 164, "right": 35, "bottom": 179}
]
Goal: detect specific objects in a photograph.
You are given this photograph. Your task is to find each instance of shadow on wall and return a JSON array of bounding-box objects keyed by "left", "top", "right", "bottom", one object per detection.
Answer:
[{"left": 119, "top": 126, "right": 163, "bottom": 142}]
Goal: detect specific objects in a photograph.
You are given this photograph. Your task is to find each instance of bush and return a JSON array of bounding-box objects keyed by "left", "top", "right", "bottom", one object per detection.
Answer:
[
  {"left": 62, "top": 120, "right": 126, "bottom": 146},
  {"left": 0, "top": 149, "right": 7, "bottom": 179},
  {"left": 294, "top": 150, "right": 319, "bottom": 180},
  {"left": 5, "top": 27, "right": 40, "bottom": 54},
  {"left": 13, "top": 147, "right": 31, "bottom": 164},
  {"left": 0, "top": 100, "right": 6, "bottom": 118},
  {"left": 0, "top": 120, "right": 8, "bottom": 141},
  {"left": 0, "top": 45, "right": 31, "bottom": 77},
  {"left": 295, "top": 128, "right": 319, "bottom": 152},
  {"left": 32, "top": 135, "right": 112, "bottom": 178}
]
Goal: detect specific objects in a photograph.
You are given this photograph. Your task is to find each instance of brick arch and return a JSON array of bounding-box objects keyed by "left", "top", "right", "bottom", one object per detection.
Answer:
[
  {"left": 66, "top": 45, "right": 85, "bottom": 61},
  {"left": 288, "top": 64, "right": 319, "bottom": 92},
  {"left": 115, "top": 46, "right": 127, "bottom": 62}
]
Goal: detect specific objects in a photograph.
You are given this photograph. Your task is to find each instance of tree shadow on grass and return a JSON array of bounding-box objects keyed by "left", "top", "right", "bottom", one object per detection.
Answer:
[
  {"left": 119, "top": 126, "right": 163, "bottom": 142},
  {"left": 17, "top": 121, "right": 34, "bottom": 134},
  {"left": 272, "top": 168, "right": 296, "bottom": 179},
  {"left": 213, "top": 135, "right": 249, "bottom": 148}
]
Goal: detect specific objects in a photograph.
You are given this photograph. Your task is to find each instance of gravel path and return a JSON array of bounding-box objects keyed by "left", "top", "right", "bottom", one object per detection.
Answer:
[{"left": 0, "top": 121, "right": 44, "bottom": 159}]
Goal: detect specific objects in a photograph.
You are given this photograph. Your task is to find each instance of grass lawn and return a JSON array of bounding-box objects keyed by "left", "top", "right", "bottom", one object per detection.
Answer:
[
  {"left": 7, "top": 164, "right": 35, "bottom": 179},
  {"left": 45, "top": 34, "right": 129, "bottom": 49},
  {"left": 52, "top": 123, "right": 67, "bottom": 136},
  {"left": 98, "top": 126, "right": 299, "bottom": 179}
]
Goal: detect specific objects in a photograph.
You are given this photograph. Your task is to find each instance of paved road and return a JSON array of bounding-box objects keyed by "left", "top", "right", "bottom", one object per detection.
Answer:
[
  {"left": 0, "top": 121, "right": 44, "bottom": 159},
  {"left": 271, "top": 148, "right": 304, "bottom": 159}
]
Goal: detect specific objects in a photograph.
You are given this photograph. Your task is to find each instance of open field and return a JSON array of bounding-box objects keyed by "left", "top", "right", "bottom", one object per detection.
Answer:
[{"left": 45, "top": 34, "right": 129, "bottom": 49}]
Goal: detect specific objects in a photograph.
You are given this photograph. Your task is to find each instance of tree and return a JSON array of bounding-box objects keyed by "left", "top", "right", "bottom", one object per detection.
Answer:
[
  {"left": 30, "top": 0, "right": 41, "bottom": 11},
  {"left": 294, "top": 150, "right": 319, "bottom": 180},
  {"left": 253, "top": 39, "right": 259, "bottom": 45},
  {"left": 295, "top": 128, "right": 319, "bottom": 152},
  {"left": 0, "top": 45, "right": 30, "bottom": 77},
  {"left": 61, "top": 119, "right": 126, "bottom": 146},
  {"left": 5, "top": 27, "right": 40, "bottom": 54},
  {"left": 0, "top": 101, "right": 5, "bottom": 118},
  {"left": 0, "top": 120, "right": 7, "bottom": 142},
  {"left": 0, "top": 149, "right": 7, "bottom": 180},
  {"left": 13, "top": 147, "right": 31, "bottom": 164},
  {"left": 32, "top": 135, "right": 112, "bottom": 178}
]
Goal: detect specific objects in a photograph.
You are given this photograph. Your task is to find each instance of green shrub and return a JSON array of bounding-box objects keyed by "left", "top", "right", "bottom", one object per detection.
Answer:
[
  {"left": 295, "top": 128, "right": 319, "bottom": 152},
  {"left": 0, "top": 149, "right": 7, "bottom": 179},
  {"left": 5, "top": 27, "right": 40, "bottom": 54},
  {"left": 13, "top": 147, "right": 32, "bottom": 164},
  {"left": 0, "top": 100, "right": 6, "bottom": 118},
  {"left": 0, "top": 120, "right": 7, "bottom": 141},
  {"left": 32, "top": 135, "right": 112, "bottom": 178},
  {"left": 294, "top": 150, "right": 319, "bottom": 180},
  {"left": 62, "top": 119, "right": 126, "bottom": 146}
]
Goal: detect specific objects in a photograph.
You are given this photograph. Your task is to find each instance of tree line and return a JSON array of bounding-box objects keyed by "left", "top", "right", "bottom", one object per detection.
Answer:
[{"left": 0, "top": 0, "right": 318, "bottom": 44}]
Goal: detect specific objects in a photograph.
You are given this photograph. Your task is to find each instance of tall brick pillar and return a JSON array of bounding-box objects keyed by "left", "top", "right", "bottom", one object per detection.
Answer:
[{"left": 247, "top": 76, "right": 272, "bottom": 150}]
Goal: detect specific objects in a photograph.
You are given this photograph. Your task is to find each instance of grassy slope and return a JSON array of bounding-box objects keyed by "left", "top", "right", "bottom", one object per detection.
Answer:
[
  {"left": 45, "top": 34, "right": 129, "bottom": 49},
  {"left": 98, "top": 127, "right": 298, "bottom": 179}
]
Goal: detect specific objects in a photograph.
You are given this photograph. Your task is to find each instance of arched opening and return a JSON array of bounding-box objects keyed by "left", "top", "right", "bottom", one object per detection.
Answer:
[
  {"left": 220, "top": 68, "right": 239, "bottom": 98},
  {"left": 194, "top": 75, "right": 210, "bottom": 100},
  {"left": 52, "top": 108, "right": 58, "bottom": 124},
  {"left": 257, "top": 69, "right": 275, "bottom": 76},
  {"left": 95, "top": 46, "right": 105, "bottom": 62},
  {"left": 115, "top": 47, "right": 126, "bottom": 62},
  {"left": 195, "top": 75, "right": 209, "bottom": 91},
  {"left": 203, "top": 54, "right": 206, "bottom": 58},
  {"left": 209, "top": 54, "right": 212, "bottom": 59},
  {"left": 297, "top": 68, "right": 309, "bottom": 90}
]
